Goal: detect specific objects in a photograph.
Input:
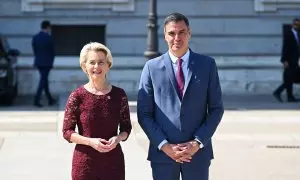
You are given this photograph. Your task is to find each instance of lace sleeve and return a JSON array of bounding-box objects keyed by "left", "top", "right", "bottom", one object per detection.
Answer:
[
  {"left": 119, "top": 90, "right": 132, "bottom": 141},
  {"left": 62, "top": 91, "right": 80, "bottom": 143}
]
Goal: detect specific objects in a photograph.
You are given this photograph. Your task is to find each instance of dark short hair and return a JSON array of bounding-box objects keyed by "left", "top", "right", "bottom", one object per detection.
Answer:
[
  {"left": 41, "top": 20, "right": 51, "bottom": 29},
  {"left": 164, "top": 12, "right": 189, "bottom": 28},
  {"left": 293, "top": 18, "right": 300, "bottom": 24}
]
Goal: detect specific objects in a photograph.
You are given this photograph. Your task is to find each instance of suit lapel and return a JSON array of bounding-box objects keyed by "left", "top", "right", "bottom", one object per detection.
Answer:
[
  {"left": 163, "top": 53, "right": 181, "bottom": 102},
  {"left": 183, "top": 51, "right": 196, "bottom": 97}
]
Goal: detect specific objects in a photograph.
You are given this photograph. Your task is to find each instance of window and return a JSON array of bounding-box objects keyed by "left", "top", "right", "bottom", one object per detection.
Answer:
[{"left": 51, "top": 25, "right": 105, "bottom": 56}]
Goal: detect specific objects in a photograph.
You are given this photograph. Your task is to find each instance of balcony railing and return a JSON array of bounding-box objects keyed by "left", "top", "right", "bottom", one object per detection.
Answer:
[
  {"left": 255, "top": 0, "right": 300, "bottom": 12},
  {"left": 21, "top": 0, "right": 135, "bottom": 12}
]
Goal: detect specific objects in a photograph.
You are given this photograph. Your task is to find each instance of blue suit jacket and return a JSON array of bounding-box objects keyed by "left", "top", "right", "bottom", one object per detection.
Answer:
[
  {"left": 137, "top": 50, "right": 224, "bottom": 164},
  {"left": 32, "top": 31, "right": 55, "bottom": 68}
]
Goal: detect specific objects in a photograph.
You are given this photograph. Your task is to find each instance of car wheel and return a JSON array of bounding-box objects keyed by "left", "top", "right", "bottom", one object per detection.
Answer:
[
  {"left": 0, "top": 84, "right": 17, "bottom": 105},
  {"left": 1, "top": 95, "right": 13, "bottom": 105},
  {"left": 13, "top": 83, "right": 18, "bottom": 97}
]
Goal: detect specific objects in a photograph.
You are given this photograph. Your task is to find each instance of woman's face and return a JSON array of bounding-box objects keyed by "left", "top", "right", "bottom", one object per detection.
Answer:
[{"left": 84, "top": 50, "right": 110, "bottom": 80}]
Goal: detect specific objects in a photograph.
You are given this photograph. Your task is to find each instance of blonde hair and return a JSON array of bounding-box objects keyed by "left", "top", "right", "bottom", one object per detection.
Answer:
[{"left": 79, "top": 42, "right": 113, "bottom": 73}]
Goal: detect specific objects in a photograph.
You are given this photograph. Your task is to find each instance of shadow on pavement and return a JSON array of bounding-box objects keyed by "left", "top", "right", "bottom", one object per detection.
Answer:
[
  {"left": 0, "top": 95, "right": 59, "bottom": 112},
  {"left": 127, "top": 94, "right": 300, "bottom": 112},
  {"left": 1, "top": 94, "right": 299, "bottom": 112},
  {"left": 222, "top": 94, "right": 300, "bottom": 110}
]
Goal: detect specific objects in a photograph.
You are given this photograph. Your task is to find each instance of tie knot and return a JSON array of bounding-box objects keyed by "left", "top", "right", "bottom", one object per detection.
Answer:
[{"left": 177, "top": 58, "right": 183, "bottom": 66}]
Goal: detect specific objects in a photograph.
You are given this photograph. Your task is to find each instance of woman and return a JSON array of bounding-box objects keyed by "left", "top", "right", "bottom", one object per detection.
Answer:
[{"left": 62, "top": 42, "right": 132, "bottom": 180}]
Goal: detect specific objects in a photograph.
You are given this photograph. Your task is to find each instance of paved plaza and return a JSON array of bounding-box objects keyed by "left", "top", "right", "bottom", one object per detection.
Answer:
[{"left": 0, "top": 94, "right": 300, "bottom": 180}]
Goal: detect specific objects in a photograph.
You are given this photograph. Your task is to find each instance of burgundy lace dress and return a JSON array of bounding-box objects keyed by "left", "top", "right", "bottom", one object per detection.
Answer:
[{"left": 62, "top": 86, "right": 132, "bottom": 180}]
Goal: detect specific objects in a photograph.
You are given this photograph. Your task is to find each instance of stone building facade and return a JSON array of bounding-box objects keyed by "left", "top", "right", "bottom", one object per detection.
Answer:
[{"left": 1, "top": 0, "right": 300, "bottom": 95}]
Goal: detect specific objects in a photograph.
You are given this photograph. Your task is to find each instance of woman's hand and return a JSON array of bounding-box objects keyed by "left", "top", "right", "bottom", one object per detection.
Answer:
[
  {"left": 88, "top": 138, "right": 111, "bottom": 153},
  {"left": 106, "top": 136, "right": 121, "bottom": 151}
]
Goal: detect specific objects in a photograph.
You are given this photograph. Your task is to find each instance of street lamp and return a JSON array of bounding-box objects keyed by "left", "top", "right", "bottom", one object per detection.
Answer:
[{"left": 144, "top": 0, "right": 160, "bottom": 60}]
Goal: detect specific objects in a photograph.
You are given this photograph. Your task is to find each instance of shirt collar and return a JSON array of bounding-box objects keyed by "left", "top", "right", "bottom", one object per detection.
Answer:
[
  {"left": 292, "top": 28, "right": 300, "bottom": 43},
  {"left": 169, "top": 49, "right": 190, "bottom": 64},
  {"left": 292, "top": 28, "right": 300, "bottom": 37},
  {"left": 41, "top": 30, "right": 51, "bottom": 35}
]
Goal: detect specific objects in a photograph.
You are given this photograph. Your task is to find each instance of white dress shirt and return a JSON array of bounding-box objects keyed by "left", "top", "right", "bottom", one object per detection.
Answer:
[
  {"left": 292, "top": 28, "right": 300, "bottom": 45},
  {"left": 169, "top": 49, "right": 190, "bottom": 83},
  {"left": 157, "top": 49, "right": 204, "bottom": 150}
]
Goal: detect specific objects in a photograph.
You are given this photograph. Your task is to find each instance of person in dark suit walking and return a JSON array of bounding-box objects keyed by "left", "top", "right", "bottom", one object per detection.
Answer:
[
  {"left": 137, "top": 13, "right": 224, "bottom": 180},
  {"left": 32, "top": 20, "right": 56, "bottom": 107},
  {"left": 273, "top": 18, "right": 300, "bottom": 102}
]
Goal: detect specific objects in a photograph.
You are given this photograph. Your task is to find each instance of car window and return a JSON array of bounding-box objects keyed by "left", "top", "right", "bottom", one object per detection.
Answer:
[
  {"left": 1, "top": 37, "right": 10, "bottom": 52},
  {"left": 0, "top": 49, "right": 5, "bottom": 58},
  {"left": 0, "top": 38, "right": 5, "bottom": 58}
]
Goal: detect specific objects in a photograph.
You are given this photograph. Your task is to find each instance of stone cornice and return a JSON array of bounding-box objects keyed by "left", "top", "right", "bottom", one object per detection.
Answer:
[
  {"left": 255, "top": 0, "right": 300, "bottom": 12},
  {"left": 21, "top": 0, "right": 135, "bottom": 12}
]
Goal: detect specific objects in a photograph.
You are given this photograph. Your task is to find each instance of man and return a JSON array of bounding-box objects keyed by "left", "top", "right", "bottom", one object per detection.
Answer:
[
  {"left": 137, "top": 13, "right": 224, "bottom": 180},
  {"left": 273, "top": 18, "right": 300, "bottom": 102},
  {"left": 32, "top": 20, "right": 56, "bottom": 107}
]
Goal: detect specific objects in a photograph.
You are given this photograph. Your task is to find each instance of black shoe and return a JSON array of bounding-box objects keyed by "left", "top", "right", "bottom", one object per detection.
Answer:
[
  {"left": 273, "top": 92, "right": 283, "bottom": 102},
  {"left": 48, "top": 99, "right": 57, "bottom": 106},
  {"left": 287, "top": 97, "right": 299, "bottom": 102},
  {"left": 34, "top": 103, "right": 43, "bottom": 108}
]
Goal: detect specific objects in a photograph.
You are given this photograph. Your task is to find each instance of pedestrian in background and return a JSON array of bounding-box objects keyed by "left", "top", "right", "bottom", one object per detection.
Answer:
[
  {"left": 273, "top": 18, "right": 300, "bottom": 102},
  {"left": 62, "top": 42, "right": 132, "bottom": 180},
  {"left": 32, "top": 20, "right": 56, "bottom": 107}
]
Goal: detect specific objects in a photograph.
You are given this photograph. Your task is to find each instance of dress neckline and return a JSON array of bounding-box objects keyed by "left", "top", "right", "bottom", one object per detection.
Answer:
[{"left": 82, "top": 85, "right": 114, "bottom": 96}]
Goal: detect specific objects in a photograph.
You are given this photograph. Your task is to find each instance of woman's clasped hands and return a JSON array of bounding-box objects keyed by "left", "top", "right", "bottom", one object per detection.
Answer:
[{"left": 89, "top": 136, "right": 121, "bottom": 153}]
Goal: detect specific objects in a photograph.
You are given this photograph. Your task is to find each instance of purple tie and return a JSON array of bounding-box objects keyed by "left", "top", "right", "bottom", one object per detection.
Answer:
[{"left": 176, "top": 58, "right": 185, "bottom": 99}]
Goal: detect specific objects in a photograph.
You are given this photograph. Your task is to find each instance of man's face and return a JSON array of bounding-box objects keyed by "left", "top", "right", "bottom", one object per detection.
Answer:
[
  {"left": 164, "top": 20, "right": 191, "bottom": 56},
  {"left": 293, "top": 20, "right": 300, "bottom": 31},
  {"left": 46, "top": 26, "right": 52, "bottom": 34}
]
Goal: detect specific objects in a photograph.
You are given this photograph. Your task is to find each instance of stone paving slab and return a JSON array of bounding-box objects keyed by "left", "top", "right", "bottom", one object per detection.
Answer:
[
  {"left": 1, "top": 133, "right": 299, "bottom": 180},
  {"left": 0, "top": 136, "right": 73, "bottom": 180},
  {"left": 0, "top": 94, "right": 300, "bottom": 180},
  {"left": 0, "top": 133, "right": 151, "bottom": 180},
  {"left": 0, "top": 112, "right": 59, "bottom": 132},
  {"left": 211, "top": 142, "right": 300, "bottom": 180},
  {"left": 0, "top": 138, "right": 3, "bottom": 149}
]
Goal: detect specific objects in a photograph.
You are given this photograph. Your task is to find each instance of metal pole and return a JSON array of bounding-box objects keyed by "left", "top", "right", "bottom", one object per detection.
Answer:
[{"left": 144, "top": 0, "right": 160, "bottom": 60}]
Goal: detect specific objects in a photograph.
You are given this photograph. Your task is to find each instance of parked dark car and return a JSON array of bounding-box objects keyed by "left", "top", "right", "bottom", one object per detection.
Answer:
[{"left": 0, "top": 35, "right": 20, "bottom": 105}]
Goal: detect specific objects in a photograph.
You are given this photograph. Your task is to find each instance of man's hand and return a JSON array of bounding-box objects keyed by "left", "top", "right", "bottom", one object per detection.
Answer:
[
  {"left": 283, "top": 61, "right": 289, "bottom": 68},
  {"left": 161, "top": 143, "right": 183, "bottom": 163},
  {"left": 177, "top": 140, "right": 200, "bottom": 158},
  {"left": 161, "top": 142, "right": 197, "bottom": 163},
  {"left": 175, "top": 151, "right": 192, "bottom": 163}
]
